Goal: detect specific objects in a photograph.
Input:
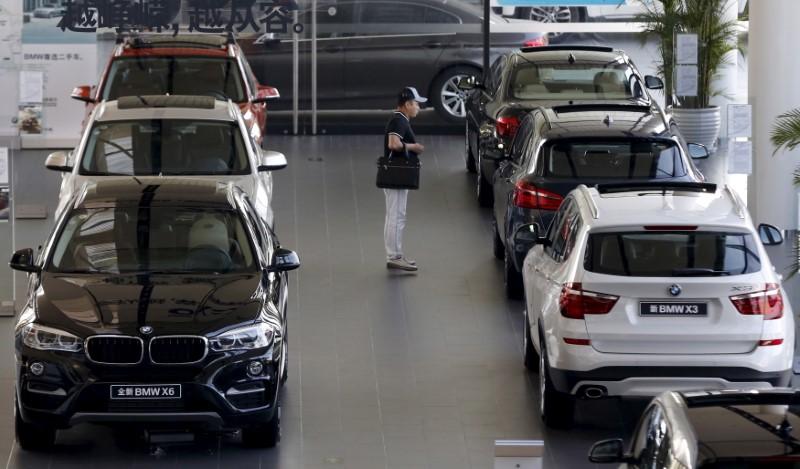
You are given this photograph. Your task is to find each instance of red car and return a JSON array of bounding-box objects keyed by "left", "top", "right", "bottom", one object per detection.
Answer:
[{"left": 71, "top": 34, "right": 279, "bottom": 143}]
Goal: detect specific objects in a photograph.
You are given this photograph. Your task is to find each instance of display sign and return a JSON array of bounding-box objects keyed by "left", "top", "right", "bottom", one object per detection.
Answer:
[
  {"left": 0, "top": 147, "right": 8, "bottom": 185},
  {"left": 728, "top": 140, "right": 752, "bottom": 175},
  {"left": 676, "top": 33, "right": 698, "bottom": 65},
  {"left": 675, "top": 65, "right": 698, "bottom": 97},
  {"left": 728, "top": 104, "right": 752, "bottom": 139}
]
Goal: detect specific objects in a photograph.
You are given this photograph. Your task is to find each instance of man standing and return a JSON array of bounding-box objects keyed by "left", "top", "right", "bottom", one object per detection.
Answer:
[{"left": 384, "top": 87, "right": 426, "bottom": 272}]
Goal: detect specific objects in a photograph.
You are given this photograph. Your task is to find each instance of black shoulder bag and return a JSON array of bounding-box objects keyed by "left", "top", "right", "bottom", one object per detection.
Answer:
[{"left": 376, "top": 148, "right": 420, "bottom": 190}]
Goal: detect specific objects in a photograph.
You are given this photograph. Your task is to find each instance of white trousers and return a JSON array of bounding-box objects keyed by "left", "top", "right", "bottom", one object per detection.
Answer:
[{"left": 384, "top": 188, "right": 408, "bottom": 259}]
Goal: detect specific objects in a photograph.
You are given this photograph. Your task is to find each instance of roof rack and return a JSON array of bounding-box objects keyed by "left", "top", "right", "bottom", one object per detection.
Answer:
[
  {"left": 724, "top": 186, "right": 747, "bottom": 219},
  {"left": 116, "top": 95, "right": 218, "bottom": 110},
  {"left": 124, "top": 34, "right": 231, "bottom": 50},
  {"left": 576, "top": 185, "right": 599, "bottom": 219},
  {"left": 595, "top": 182, "right": 717, "bottom": 195},
  {"left": 519, "top": 45, "right": 615, "bottom": 54},
  {"left": 552, "top": 104, "right": 651, "bottom": 115}
]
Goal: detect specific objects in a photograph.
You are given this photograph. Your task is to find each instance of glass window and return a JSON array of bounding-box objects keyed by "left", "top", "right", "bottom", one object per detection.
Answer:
[
  {"left": 301, "top": 3, "right": 356, "bottom": 24},
  {"left": 49, "top": 207, "right": 256, "bottom": 274},
  {"left": 509, "top": 117, "right": 533, "bottom": 161},
  {"left": 80, "top": 120, "right": 250, "bottom": 176},
  {"left": 541, "top": 139, "right": 687, "bottom": 180},
  {"left": 102, "top": 57, "right": 246, "bottom": 102},
  {"left": 425, "top": 7, "right": 459, "bottom": 23},
  {"left": 508, "top": 62, "right": 638, "bottom": 101},
  {"left": 545, "top": 198, "right": 572, "bottom": 259},
  {"left": 584, "top": 231, "right": 762, "bottom": 277},
  {"left": 486, "top": 55, "right": 505, "bottom": 94},
  {"left": 360, "top": 3, "right": 425, "bottom": 22}
]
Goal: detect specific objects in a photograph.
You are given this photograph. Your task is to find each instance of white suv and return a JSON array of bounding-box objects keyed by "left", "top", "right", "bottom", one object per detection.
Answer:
[
  {"left": 44, "top": 95, "right": 286, "bottom": 227},
  {"left": 517, "top": 182, "right": 793, "bottom": 429}
]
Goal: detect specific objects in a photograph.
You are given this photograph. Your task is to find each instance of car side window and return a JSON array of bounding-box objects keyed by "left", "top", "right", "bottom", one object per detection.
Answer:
[
  {"left": 240, "top": 197, "right": 266, "bottom": 257},
  {"left": 240, "top": 57, "right": 258, "bottom": 97},
  {"left": 561, "top": 211, "right": 581, "bottom": 261},
  {"left": 486, "top": 55, "right": 506, "bottom": 94},
  {"left": 632, "top": 405, "right": 658, "bottom": 462},
  {"left": 545, "top": 198, "right": 572, "bottom": 259},
  {"left": 360, "top": 3, "right": 425, "bottom": 22},
  {"left": 424, "top": 6, "right": 460, "bottom": 23},
  {"left": 633, "top": 404, "right": 671, "bottom": 469},
  {"left": 551, "top": 207, "right": 579, "bottom": 263},
  {"left": 509, "top": 117, "right": 533, "bottom": 162}
]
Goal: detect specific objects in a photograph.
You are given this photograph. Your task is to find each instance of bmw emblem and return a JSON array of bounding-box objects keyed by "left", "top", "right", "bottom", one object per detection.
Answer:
[
  {"left": 668, "top": 284, "right": 682, "bottom": 297},
  {"left": 139, "top": 326, "right": 153, "bottom": 335}
]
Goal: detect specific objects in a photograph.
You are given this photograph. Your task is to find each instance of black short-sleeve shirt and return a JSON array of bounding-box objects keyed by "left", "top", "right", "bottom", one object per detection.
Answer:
[{"left": 384, "top": 111, "right": 418, "bottom": 159}]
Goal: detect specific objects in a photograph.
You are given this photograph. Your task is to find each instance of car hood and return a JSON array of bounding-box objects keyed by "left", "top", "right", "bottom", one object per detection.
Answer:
[{"left": 35, "top": 272, "right": 265, "bottom": 337}]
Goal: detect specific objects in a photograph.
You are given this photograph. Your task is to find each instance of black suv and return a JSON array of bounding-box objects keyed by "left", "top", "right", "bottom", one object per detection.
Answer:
[
  {"left": 10, "top": 178, "right": 299, "bottom": 450},
  {"left": 460, "top": 46, "right": 665, "bottom": 206},
  {"left": 491, "top": 104, "right": 708, "bottom": 298}
]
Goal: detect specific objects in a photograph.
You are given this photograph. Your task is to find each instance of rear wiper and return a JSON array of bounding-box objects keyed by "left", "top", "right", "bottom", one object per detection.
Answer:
[{"left": 671, "top": 268, "right": 731, "bottom": 276}]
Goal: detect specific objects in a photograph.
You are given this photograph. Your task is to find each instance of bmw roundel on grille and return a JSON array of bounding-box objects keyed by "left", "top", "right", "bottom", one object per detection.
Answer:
[
  {"left": 669, "top": 284, "right": 682, "bottom": 297},
  {"left": 139, "top": 326, "right": 153, "bottom": 335}
]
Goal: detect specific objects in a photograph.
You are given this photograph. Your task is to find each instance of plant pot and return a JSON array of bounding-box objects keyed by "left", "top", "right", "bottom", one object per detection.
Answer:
[{"left": 672, "top": 106, "right": 721, "bottom": 151}]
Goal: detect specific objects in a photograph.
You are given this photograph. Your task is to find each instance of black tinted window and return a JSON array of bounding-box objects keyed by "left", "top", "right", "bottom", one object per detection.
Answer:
[
  {"left": 509, "top": 62, "right": 636, "bottom": 100},
  {"left": 425, "top": 7, "right": 459, "bottom": 23},
  {"left": 585, "top": 231, "right": 761, "bottom": 277},
  {"left": 361, "top": 3, "right": 425, "bottom": 22},
  {"left": 542, "top": 140, "right": 686, "bottom": 179}
]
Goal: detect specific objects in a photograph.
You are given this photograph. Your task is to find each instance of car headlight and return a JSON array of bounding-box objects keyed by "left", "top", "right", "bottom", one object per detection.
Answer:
[
  {"left": 209, "top": 323, "right": 274, "bottom": 353},
  {"left": 21, "top": 324, "right": 83, "bottom": 352}
]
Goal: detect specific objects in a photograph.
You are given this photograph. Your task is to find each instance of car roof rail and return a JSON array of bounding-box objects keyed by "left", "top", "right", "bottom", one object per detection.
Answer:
[
  {"left": 519, "top": 45, "right": 615, "bottom": 54},
  {"left": 552, "top": 104, "right": 652, "bottom": 115},
  {"left": 724, "top": 186, "right": 747, "bottom": 219},
  {"left": 124, "top": 34, "right": 230, "bottom": 50},
  {"left": 576, "top": 185, "right": 599, "bottom": 219},
  {"left": 116, "top": 95, "right": 218, "bottom": 110},
  {"left": 595, "top": 182, "right": 717, "bottom": 195}
]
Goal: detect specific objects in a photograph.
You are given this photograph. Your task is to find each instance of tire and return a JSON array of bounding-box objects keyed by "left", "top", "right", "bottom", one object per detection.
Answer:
[
  {"left": 476, "top": 150, "right": 493, "bottom": 208},
  {"left": 504, "top": 249, "right": 524, "bottom": 300},
  {"left": 538, "top": 336, "right": 575, "bottom": 429},
  {"left": 516, "top": 6, "right": 583, "bottom": 43},
  {"left": 465, "top": 121, "right": 477, "bottom": 173},
  {"left": 15, "top": 400, "right": 56, "bottom": 451},
  {"left": 241, "top": 401, "right": 281, "bottom": 448},
  {"left": 430, "top": 66, "right": 480, "bottom": 124},
  {"left": 523, "top": 309, "right": 539, "bottom": 372},
  {"left": 493, "top": 220, "right": 505, "bottom": 260}
]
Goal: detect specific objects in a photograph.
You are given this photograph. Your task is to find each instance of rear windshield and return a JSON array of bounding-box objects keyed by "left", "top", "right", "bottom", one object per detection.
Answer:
[
  {"left": 80, "top": 120, "right": 250, "bottom": 176},
  {"left": 102, "top": 57, "right": 246, "bottom": 102},
  {"left": 509, "top": 62, "right": 643, "bottom": 100},
  {"left": 585, "top": 231, "right": 761, "bottom": 277},
  {"left": 541, "top": 140, "right": 686, "bottom": 180}
]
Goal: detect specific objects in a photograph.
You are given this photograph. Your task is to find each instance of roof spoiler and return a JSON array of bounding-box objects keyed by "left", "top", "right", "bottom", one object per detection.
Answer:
[
  {"left": 519, "top": 45, "right": 615, "bottom": 53},
  {"left": 595, "top": 182, "right": 717, "bottom": 194}
]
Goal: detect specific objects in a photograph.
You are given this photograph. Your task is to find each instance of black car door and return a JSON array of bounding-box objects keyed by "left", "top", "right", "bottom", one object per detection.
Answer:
[{"left": 493, "top": 114, "right": 533, "bottom": 239}]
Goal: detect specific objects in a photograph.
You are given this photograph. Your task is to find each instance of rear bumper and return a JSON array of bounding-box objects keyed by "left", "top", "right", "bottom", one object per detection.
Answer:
[{"left": 550, "top": 366, "right": 792, "bottom": 397}]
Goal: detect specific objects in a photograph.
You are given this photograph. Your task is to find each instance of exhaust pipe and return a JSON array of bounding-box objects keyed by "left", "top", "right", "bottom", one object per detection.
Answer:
[{"left": 581, "top": 386, "right": 607, "bottom": 399}]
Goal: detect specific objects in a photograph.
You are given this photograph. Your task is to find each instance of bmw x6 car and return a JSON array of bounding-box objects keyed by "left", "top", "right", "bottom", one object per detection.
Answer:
[{"left": 10, "top": 178, "right": 299, "bottom": 451}]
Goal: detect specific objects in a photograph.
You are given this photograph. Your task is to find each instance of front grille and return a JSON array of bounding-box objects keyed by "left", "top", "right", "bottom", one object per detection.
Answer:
[
  {"left": 86, "top": 336, "right": 143, "bottom": 365},
  {"left": 149, "top": 336, "right": 207, "bottom": 365}
]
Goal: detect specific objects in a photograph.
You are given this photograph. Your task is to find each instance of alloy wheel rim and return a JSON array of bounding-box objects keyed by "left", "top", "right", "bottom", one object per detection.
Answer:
[
  {"left": 528, "top": 7, "right": 572, "bottom": 39},
  {"left": 441, "top": 75, "right": 469, "bottom": 118}
]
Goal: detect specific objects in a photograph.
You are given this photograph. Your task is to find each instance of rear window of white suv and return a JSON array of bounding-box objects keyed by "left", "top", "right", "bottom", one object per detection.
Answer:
[{"left": 584, "top": 231, "right": 761, "bottom": 277}]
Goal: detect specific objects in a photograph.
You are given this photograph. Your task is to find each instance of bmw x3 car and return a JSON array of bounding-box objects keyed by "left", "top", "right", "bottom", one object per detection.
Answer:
[
  {"left": 10, "top": 178, "right": 300, "bottom": 451},
  {"left": 71, "top": 34, "right": 279, "bottom": 143},
  {"left": 516, "top": 182, "right": 792, "bottom": 429},
  {"left": 45, "top": 95, "right": 286, "bottom": 227}
]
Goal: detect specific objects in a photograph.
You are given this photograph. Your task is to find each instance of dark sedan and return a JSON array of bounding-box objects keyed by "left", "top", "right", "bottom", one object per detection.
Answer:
[
  {"left": 10, "top": 178, "right": 299, "bottom": 450},
  {"left": 239, "top": 0, "right": 547, "bottom": 123},
  {"left": 590, "top": 389, "right": 800, "bottom": 468},
  {"left": 459, "top": 46, "right": 665, "bottom": 206},
  {"left": 492, "top": 104, "right": 708, "bottom": 298}
]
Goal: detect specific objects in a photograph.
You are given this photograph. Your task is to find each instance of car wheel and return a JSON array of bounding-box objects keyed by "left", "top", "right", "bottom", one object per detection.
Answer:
[
  {"left": 15, "top": 399, "right": 56, "bottom": 451},
  {"left": 465, "top": 121, "right": 477, "bottom": 173},
  {"left": 517, "top": 6, "right": 582, "bottom": 42},
  {"left": 523, "top": 308, "right": 539, "bottom": 372},
  {"left": 538, "top": 336, "right": 574, "bottom": 429},
  {"left": 493, "top": 220, "right": 505, "bottom": 260},
  {"left": 241, "top": 401, "right": 281, "bottom": 448},
  {"left": 504, "top": 249, "right": 524, "bottom": 300},
  {"left": 431, "top": 66, "right": 480, "bottom": 124},
  {"left": 476, "top": 150, "right": 493, "bottom": 207}
]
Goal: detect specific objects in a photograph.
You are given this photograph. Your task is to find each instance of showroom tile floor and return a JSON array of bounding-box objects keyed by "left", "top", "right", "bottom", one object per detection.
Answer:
[{"left": 1, "top": 134, "right": 794, "bottom": 468}]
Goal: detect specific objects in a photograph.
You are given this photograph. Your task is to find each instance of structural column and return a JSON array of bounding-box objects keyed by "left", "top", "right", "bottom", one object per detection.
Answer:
[
  {"left": 748, "top": 0, "right": 800, "bottom": 229},
  {"left": 709, "top": 0, "right": 739, "bottom": 142}
]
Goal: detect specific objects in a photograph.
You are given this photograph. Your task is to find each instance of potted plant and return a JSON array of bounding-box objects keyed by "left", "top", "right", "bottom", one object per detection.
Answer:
[{"left": 637, "top": 0, "right": 739, "bottom": 149}]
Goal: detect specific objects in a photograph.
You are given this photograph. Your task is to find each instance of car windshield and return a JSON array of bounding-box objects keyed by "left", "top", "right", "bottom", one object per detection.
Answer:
[
  {"left": 102, "top": 57, "right": 246, "bottom": 102},
  {"left": 541, "top": 139, "right": 686, "bottom": 179},
  {"left": 80, "top": 120, "right": 251, "bottom": 176},
  {"left": 49, "top": 206, "right": 256, "bottom": 274},
  {"left": 584, "top": 231, "right": 761, "bottom": 277},
  {"left": 509, "top": 62, "right": 642, "bottom": 100}
]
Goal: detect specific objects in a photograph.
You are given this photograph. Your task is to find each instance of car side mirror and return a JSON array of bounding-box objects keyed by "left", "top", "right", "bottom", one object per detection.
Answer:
[
  {"left": 644, "top": 75, "right": 664, "bottom": 90},
  {"left": 688, "top": 143, "right": 710, "bottom": 160},
  {"left": 258, "top": 150, "right": 287, "bottom": 171},
  {"left": 9, "top": 248, "right": 40, "bottom": 273},
  {"left": 457, "top": 76, "right": 479, "bottom": 91},
  {"left": 588, "top": 439, "right": 628, "bottom": 464},
  {"left": 514, "top": 224, "right": 549, "bottom": 253},
  {"left": 252, "top": 85, "right": 280, "bottom": 104},
  {"left": 70, "top": 85, "right": 95, "bottom": 103},
  {"left": 45, "top": 151, "right": 73, "bottom": 172},
  {"left": 758, "top": 224, "right": 784, "bottom": 246},
  {"left": 268, "top": 248, "right": 300, "bottom": 272}
]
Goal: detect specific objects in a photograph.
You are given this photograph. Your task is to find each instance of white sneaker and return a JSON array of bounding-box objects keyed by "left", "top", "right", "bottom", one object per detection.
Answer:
[{"left": 387, "top": 257, "right": 418, "bottom": 271}]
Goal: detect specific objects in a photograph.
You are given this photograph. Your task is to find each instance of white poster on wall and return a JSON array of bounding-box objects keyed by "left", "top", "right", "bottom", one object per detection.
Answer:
[
  {"left": 728, "top": 104, "right": 752, "bottom": 139},
  {"left": 676, "top": 65, "right": 698, "bottom": 97},
  {"left": 676, "top": 33, "right": 698, "bottom": 65},
  {"left": 0, "top": 147, "right": 8, "bottom": 185},
  {"left": 728, "top": 140, "right": 753, "bottom": 175}
]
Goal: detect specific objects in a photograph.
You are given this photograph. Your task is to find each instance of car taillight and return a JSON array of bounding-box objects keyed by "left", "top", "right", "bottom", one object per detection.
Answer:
[
  {"left": 758, "top": 339, "right": 784, "bottom": 347},
  {"left": 496, "top": 115, "right": 520, "bottom": 139},
  {"left": 512, "top": 181, "right": 563, "bottom": 210},
  {"left": 559, "top": 283, "right": 619, "bottom": 320},
  {"left": 523, "top": 37, "right": 548, "bottom": 48},
  {"left": 730, "top": 284, "right": 783, "bottom": 320}
]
